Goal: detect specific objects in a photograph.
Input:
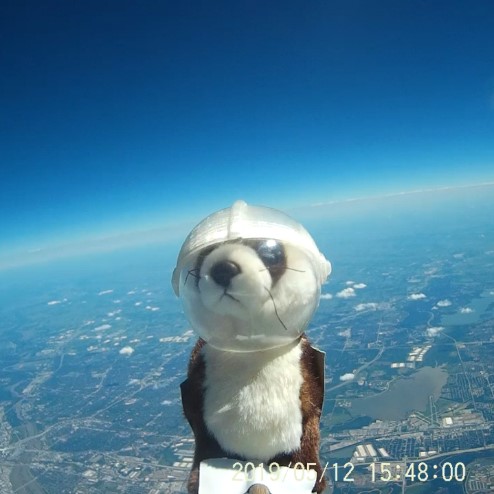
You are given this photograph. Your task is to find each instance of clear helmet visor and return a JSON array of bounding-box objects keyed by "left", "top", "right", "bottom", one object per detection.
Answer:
[{"left": 172, "top": 201, "right": 331, "bottom": 352}]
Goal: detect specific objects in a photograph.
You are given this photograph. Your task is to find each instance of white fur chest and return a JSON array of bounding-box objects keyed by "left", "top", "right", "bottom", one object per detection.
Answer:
[{"left": 202, "top": 340, "right": 304, "bottom": 462}]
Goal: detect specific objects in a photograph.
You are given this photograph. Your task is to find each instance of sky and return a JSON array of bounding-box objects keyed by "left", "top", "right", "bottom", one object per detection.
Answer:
[{"left": 2, "top": 0, "right": 494, "bottom": 267}]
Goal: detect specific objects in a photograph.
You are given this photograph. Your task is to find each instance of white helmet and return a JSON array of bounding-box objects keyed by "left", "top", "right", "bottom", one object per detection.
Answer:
[{"left": 172, "top": 200, "right": 331, "bottom": 352}]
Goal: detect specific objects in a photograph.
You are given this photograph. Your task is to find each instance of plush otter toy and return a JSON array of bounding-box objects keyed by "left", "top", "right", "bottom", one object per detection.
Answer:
[{"left": 172, "top": 201, "right": 331, "bottom": 494}]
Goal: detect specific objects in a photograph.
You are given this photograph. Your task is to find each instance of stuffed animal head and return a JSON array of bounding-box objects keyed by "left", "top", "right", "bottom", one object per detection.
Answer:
[{"left": 172, "top": 200, "right": 331, "bottom": 352}]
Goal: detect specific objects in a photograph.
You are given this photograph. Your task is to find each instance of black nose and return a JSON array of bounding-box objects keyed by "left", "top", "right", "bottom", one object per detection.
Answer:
[{"left": 210, "top": 260, "right": 241, "bottom": 288}]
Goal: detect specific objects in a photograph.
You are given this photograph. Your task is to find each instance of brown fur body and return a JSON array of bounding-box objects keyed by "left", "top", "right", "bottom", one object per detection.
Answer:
[{"left": 180, "top": 335, "right": 326, "bottom": 494}]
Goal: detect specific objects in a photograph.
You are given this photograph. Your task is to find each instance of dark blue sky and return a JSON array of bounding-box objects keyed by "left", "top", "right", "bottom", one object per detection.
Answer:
[{"left": 2, "top": 0, "right": 494, "bottom": 264}]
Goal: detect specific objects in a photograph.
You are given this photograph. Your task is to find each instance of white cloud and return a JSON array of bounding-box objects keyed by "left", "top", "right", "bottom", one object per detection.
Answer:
[
  {"left": 460, "top": 307, "right": 474, "bottom": 314},
  {"left": 407, "top": 293, "right": 426, "bottom": 301},
  {"left": 107, "top": 309, "right": 122, "bottom": 317},
  {"left": 320, "top": 293, "right": 333, "bottom": 300},
  {"left": 336, "top": 287, "right": 356, "bottom": 298},
  {"left": 47, "top": 300, "right": 61, "bottom": 306},
  {"left": 424, "top": 268, "right": 438, "bottom": 276},
  {"left": 353, "top": 283, "right": 367, "bottom": 289},
  {"left": 339, "top": 373, "right": 355, "bottom": 382},
  {"left": 436, "top": 299, "right": 452, "bottom": 307},
  {"left": 345, "top": 281, "right": 355, "bottom": 286},
  {"left": 426, "top": 326, "right": 444, "bottom": 337},
  {"left": 354, "top": 303, "right": 378, "bottom": 312},
  {"left": 94, "top": 324, "right": 111, "bottom": 332},
  {"left": 98, "top": 289, "right": 114, "bottom": 296},
  {"left": 119, "top": 346, "right": 134, "bottom": 356}
]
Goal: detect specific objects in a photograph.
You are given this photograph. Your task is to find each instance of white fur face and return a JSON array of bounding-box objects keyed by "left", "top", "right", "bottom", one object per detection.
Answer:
[
  {"left": 177, "top": 238, "right": 321, "bottom": 352},
  {"left": 199, "top": 243, "right": 271, "bottom": 318}
]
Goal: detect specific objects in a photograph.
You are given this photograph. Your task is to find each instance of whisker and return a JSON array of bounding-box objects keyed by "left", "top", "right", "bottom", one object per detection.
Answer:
[
  {"left": 184, "top": 268, "right": 201, "bottom": 285},
  {"left": 264, "top": 287, "right": 288, "bottom": 331},
  {"left": 258, "top": 266, "right": 306, "bottom": 273}
]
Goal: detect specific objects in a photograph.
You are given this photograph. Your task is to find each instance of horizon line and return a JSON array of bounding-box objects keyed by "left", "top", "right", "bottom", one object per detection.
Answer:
[
  {"left": 1, "top": 180, "right": 493, "bottom": 272},
  {"left": 306, "top": 181, "right": 494, "bottom": 209}
]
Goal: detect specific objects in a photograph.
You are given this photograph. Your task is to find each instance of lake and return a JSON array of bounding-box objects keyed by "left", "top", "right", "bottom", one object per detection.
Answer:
[
  {"left": 350, "top": 366, "right": 448, "bottom": 421},
  {"left": 440, "top": 290, "right": 494, "bottom": 327}
]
